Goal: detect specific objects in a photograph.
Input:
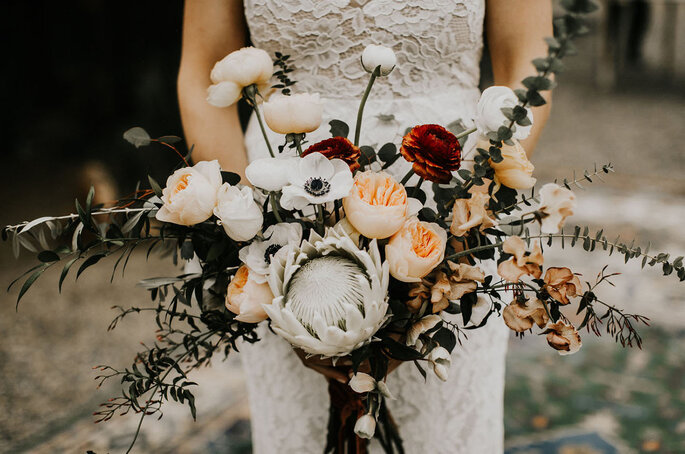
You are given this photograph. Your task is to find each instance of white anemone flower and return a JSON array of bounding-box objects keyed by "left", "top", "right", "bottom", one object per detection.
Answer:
[
  {"left": 264, "top": 226, "right": 390, "bottom": 358},
  {"left": 280, "top": 152, "right": 354, "bottom": 211},
  {"left": 239, "top": 223, "right": 303, "bottom": 284}
]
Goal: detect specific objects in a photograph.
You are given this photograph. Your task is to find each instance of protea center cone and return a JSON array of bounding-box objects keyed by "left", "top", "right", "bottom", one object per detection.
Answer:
[{"left": 264, "top": 225, "right": 389, "bottom": 357}]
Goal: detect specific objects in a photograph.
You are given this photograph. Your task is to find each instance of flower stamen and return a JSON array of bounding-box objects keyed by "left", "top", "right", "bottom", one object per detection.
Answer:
[{"left": 304, "top": 177, "right": 331, "bottom": 197}]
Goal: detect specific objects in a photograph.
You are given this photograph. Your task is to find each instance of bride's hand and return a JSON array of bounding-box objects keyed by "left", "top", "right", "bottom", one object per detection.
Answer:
[{"left": 293, "top": 348, "right": 403, "bottom": 384}]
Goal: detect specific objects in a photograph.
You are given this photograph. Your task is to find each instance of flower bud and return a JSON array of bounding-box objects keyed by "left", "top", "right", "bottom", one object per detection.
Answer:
[
  {"left": 475, "top": 86, "right": 533, "bottom": 140},
  {"left": 354, "top": 414, "right": 377, "bottom": 439},
  {"left": 263, "top": 93, "right": 323, "bottom": 135},
  {"left": 361, "top": 44, "right": 397, "bottom": 76},
  {"left": 349, "top": 372, "right": 376, "bottom": 394}
]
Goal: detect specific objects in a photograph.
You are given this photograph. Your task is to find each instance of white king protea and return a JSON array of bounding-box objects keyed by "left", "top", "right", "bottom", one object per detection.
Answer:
[{"left": 264, "top": 226, "right": 390, "bottom": 357}]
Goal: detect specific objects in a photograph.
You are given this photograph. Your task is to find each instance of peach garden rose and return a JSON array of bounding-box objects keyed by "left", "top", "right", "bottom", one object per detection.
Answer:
[
  {"left": 385, "top": 217, "right": 447, "bottom": 282},
  {"left": 342, "top": 171, "right": 413, "bottom": 239},
  {"left": 225, "top": 265, "right": 274, "bottom": 323}
]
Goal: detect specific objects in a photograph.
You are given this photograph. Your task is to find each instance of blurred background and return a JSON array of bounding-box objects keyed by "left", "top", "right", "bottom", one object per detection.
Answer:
[{"left": 1, "top": 1, "right": 684, "bottom": 453}]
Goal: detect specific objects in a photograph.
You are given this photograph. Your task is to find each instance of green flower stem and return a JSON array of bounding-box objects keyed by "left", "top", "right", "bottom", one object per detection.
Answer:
[
  {"left": 316, "top": 204, "right": 325, "bottom": 236},
  {"left": 293, "top": 133, "right": 305, "bottom": 156},
  {"left": 244, "top": 86, "right": 275, "bottom": 158},
  {"left": 353, "top": 66, "right": 381, "bottom": 147},
  {"left": 455, "top": 126, "right": 477, "bottom": 140},
  {"left": 270, "top": 193, "right": 283, "bottom": 223},
  {"left": 400, "top": 168, "right": 414, "bottom": 186},
  {"left": 412, "top": 178, "right": 424, "bottom": 198}
]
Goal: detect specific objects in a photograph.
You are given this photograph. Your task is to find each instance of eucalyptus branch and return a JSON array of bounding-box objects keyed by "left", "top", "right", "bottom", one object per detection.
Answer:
[{"left": 4, "top": 207, "right": 154, "bottom": 233}]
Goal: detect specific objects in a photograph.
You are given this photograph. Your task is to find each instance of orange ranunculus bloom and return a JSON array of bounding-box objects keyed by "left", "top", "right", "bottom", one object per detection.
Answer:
[
  {"left": 400, "top": 124, "right": 461, "bottom": 183},
  {"left": 302, "top": 136, "right": 361, "bottom": 171}
]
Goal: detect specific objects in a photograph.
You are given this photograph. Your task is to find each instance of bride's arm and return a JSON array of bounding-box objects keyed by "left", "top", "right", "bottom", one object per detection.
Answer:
[
  {"left": 178, "top": 0, "right": 249, "bottom": 176},
  {"left": 486, "top": 0, "right": 554, "bottom": 154}
]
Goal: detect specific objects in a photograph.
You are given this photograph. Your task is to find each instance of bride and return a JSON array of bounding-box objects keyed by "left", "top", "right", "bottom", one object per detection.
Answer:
[{"left": 177, "top": 1, "right": 552, "bottom": 452}]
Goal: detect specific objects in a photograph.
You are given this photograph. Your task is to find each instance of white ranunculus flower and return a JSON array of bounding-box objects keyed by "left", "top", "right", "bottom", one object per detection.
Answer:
[
  {"left": 264, "top": 226, "right": 390, "bottom": 357},
  {"left": 354, "top": 414, "right": 377, "bottom": 439},
  {"left": 238, "top": 222, "right": 303, "bottom": 284},
  {"left": 245, "top": 156, "right": 299, "bottom": 192},
  {"left": 537, "top": 183, "right": 577, "bottom": 234},
  {"left": 156, "top": 160, "right": 222, "bottom": 226},
  {"left": 279, "top": 152, "right": 354, "bottom": 210},
  {"left": 361, "top": 44, "right": 397, "bottom": 76},
  {"left": 214, "top": 184, "right": 263, "bottom": 242},
  {"left": 263, "top": 93, "right": 323, "bottom": 134},
  {"left": 349, "top": 372, "right": 376, "bottom": 393},
  {"left": 428, "top": 346, "right": 451, "bottom": 381},
  {"left": 207, "top": 47, "right": 273, "bottom": 107},
  {"left": 475, "top": 86, "right": 533, "bottom": 140}
]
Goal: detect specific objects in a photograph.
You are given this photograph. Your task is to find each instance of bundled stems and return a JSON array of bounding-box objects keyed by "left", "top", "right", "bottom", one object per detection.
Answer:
[{"left": 354, "top": 66, "right": 381, "bottom": 147}]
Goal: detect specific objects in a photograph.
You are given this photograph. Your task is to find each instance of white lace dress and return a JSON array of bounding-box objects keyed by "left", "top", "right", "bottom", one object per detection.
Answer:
[{"left": 240, "top": 1, "right": 509, "bottom": 452}]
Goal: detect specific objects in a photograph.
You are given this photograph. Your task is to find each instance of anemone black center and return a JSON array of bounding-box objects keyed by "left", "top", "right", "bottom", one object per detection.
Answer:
[
  {"left": 264, "top": 244, "right": 282, "bottom": 264},
  {"left": 304, "top": 177, "right": 331, "bottom": 197}
]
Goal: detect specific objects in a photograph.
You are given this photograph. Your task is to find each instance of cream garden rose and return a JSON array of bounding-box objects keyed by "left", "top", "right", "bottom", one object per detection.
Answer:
[
  {"left": 385, "top": 217, "right": 447, "bottom": 282},
  {"left": 214, "top": 184, "right": 263, "bottom": 242},
  {"left": 225, "top": 265, "right": 274, "bottom": 323},
  {"left": 156, "top": 160, "right": 222, "bottom": 226},
  {"left": 343, "top": 171, "right": 415, "bottom": 239},
  {"left": 207, "top": 47, "right": 273, "bottom": 108},
  {"left": 361, "top": 44, "right": 397, "bottom": 76},
  {"left": 485, "top": 139, "right": 536, "bottom": 190},
  {"left": 475, "top": 85, "right": 533, "bottom": 140},
  {"left": 263, "top": 93, "right": 323, "bottom": 134}
]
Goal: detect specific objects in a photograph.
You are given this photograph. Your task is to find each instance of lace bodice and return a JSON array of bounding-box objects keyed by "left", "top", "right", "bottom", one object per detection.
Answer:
[{"left": 244, "top": 0, "right": 485, "bottom": 98}]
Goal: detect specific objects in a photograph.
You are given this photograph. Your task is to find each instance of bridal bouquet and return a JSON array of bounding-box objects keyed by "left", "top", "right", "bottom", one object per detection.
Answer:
[{"left": 4, "top": 1, "right": 683, "bottom": 452}]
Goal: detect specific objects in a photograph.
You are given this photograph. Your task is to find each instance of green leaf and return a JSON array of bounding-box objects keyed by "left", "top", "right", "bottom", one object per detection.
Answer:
[
  {"left": 432, "top": 327, "right": 457, "bottom": 352},
  {"left": 377, "top": 143, "right": 397, "bottom": 162},
  {"left": 329, "top": 119, "right": 349, "bottom": 138},
  {"left": 123, "top": 127, "right": 152, "bottom": 148},
  {"left": 359, "top": 146, "right": 376, "bottom": 167},
  {"left": 86, "top": 186, "right": 95, "bottom": 213},
  {"left": 76, "top": 253, "right": 107, "bottom": 280},
  {"left": 526, "top": 90, "right": 547, "bottom": 107},
  {"left": 59, "top": 258, "right": 79, "bottom": 292},
  {"left": 221, "top": 171, "right": 241, "bottom": 186},
  {"left": 381, "top": 338, "right": 423, "bottom": 361},
  {"left": 157, "top": 135, "right": 183, "bottom": 144},
  {"left": 148, "top": 175, "right": 163, "bottom": 198},
  {"left": 17, "top": 265, "right": 49, "bottom": 307},
  {"left": 38, "top": 250, "right": 60, "bottom": 262}
]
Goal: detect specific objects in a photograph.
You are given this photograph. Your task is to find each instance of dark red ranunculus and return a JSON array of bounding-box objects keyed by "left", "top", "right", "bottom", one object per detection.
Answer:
[
  {"left": 400, "top": 124, "right": 461, "bottom": 183},
  {"left": 301, "top": 137, "right": 361, "bottom": 171}
]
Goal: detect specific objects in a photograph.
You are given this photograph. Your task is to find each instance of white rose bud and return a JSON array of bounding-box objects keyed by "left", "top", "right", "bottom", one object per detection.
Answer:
[
  {"left": 156, "top": 160, "right": 222, "bottom": 226},
  {"left": 263, "top": 93, "right": 323, "bottom": 134},
  {"left": 361, "top": 44, "right": 397, "bottom": 76},
  {"left": 214, "top": 184, "right": 263, "bottom": 242},
  {"left": 354, "top": 414, "right": 377, "bottom": 439},
  {"left": 348, "top": 372, "right": 376, "bottom": 394},
  {"left": 475, "top": 86, "right": 533, "bottom": 140},
  {"left": 376, "top": 381, "right": 394, "bottom": 400},
  {"left": 208, "top": 47, "right": 273, "bottom": 108},
  {"left": 429, "top": 346, "right": 451, "bottom": 382}
]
